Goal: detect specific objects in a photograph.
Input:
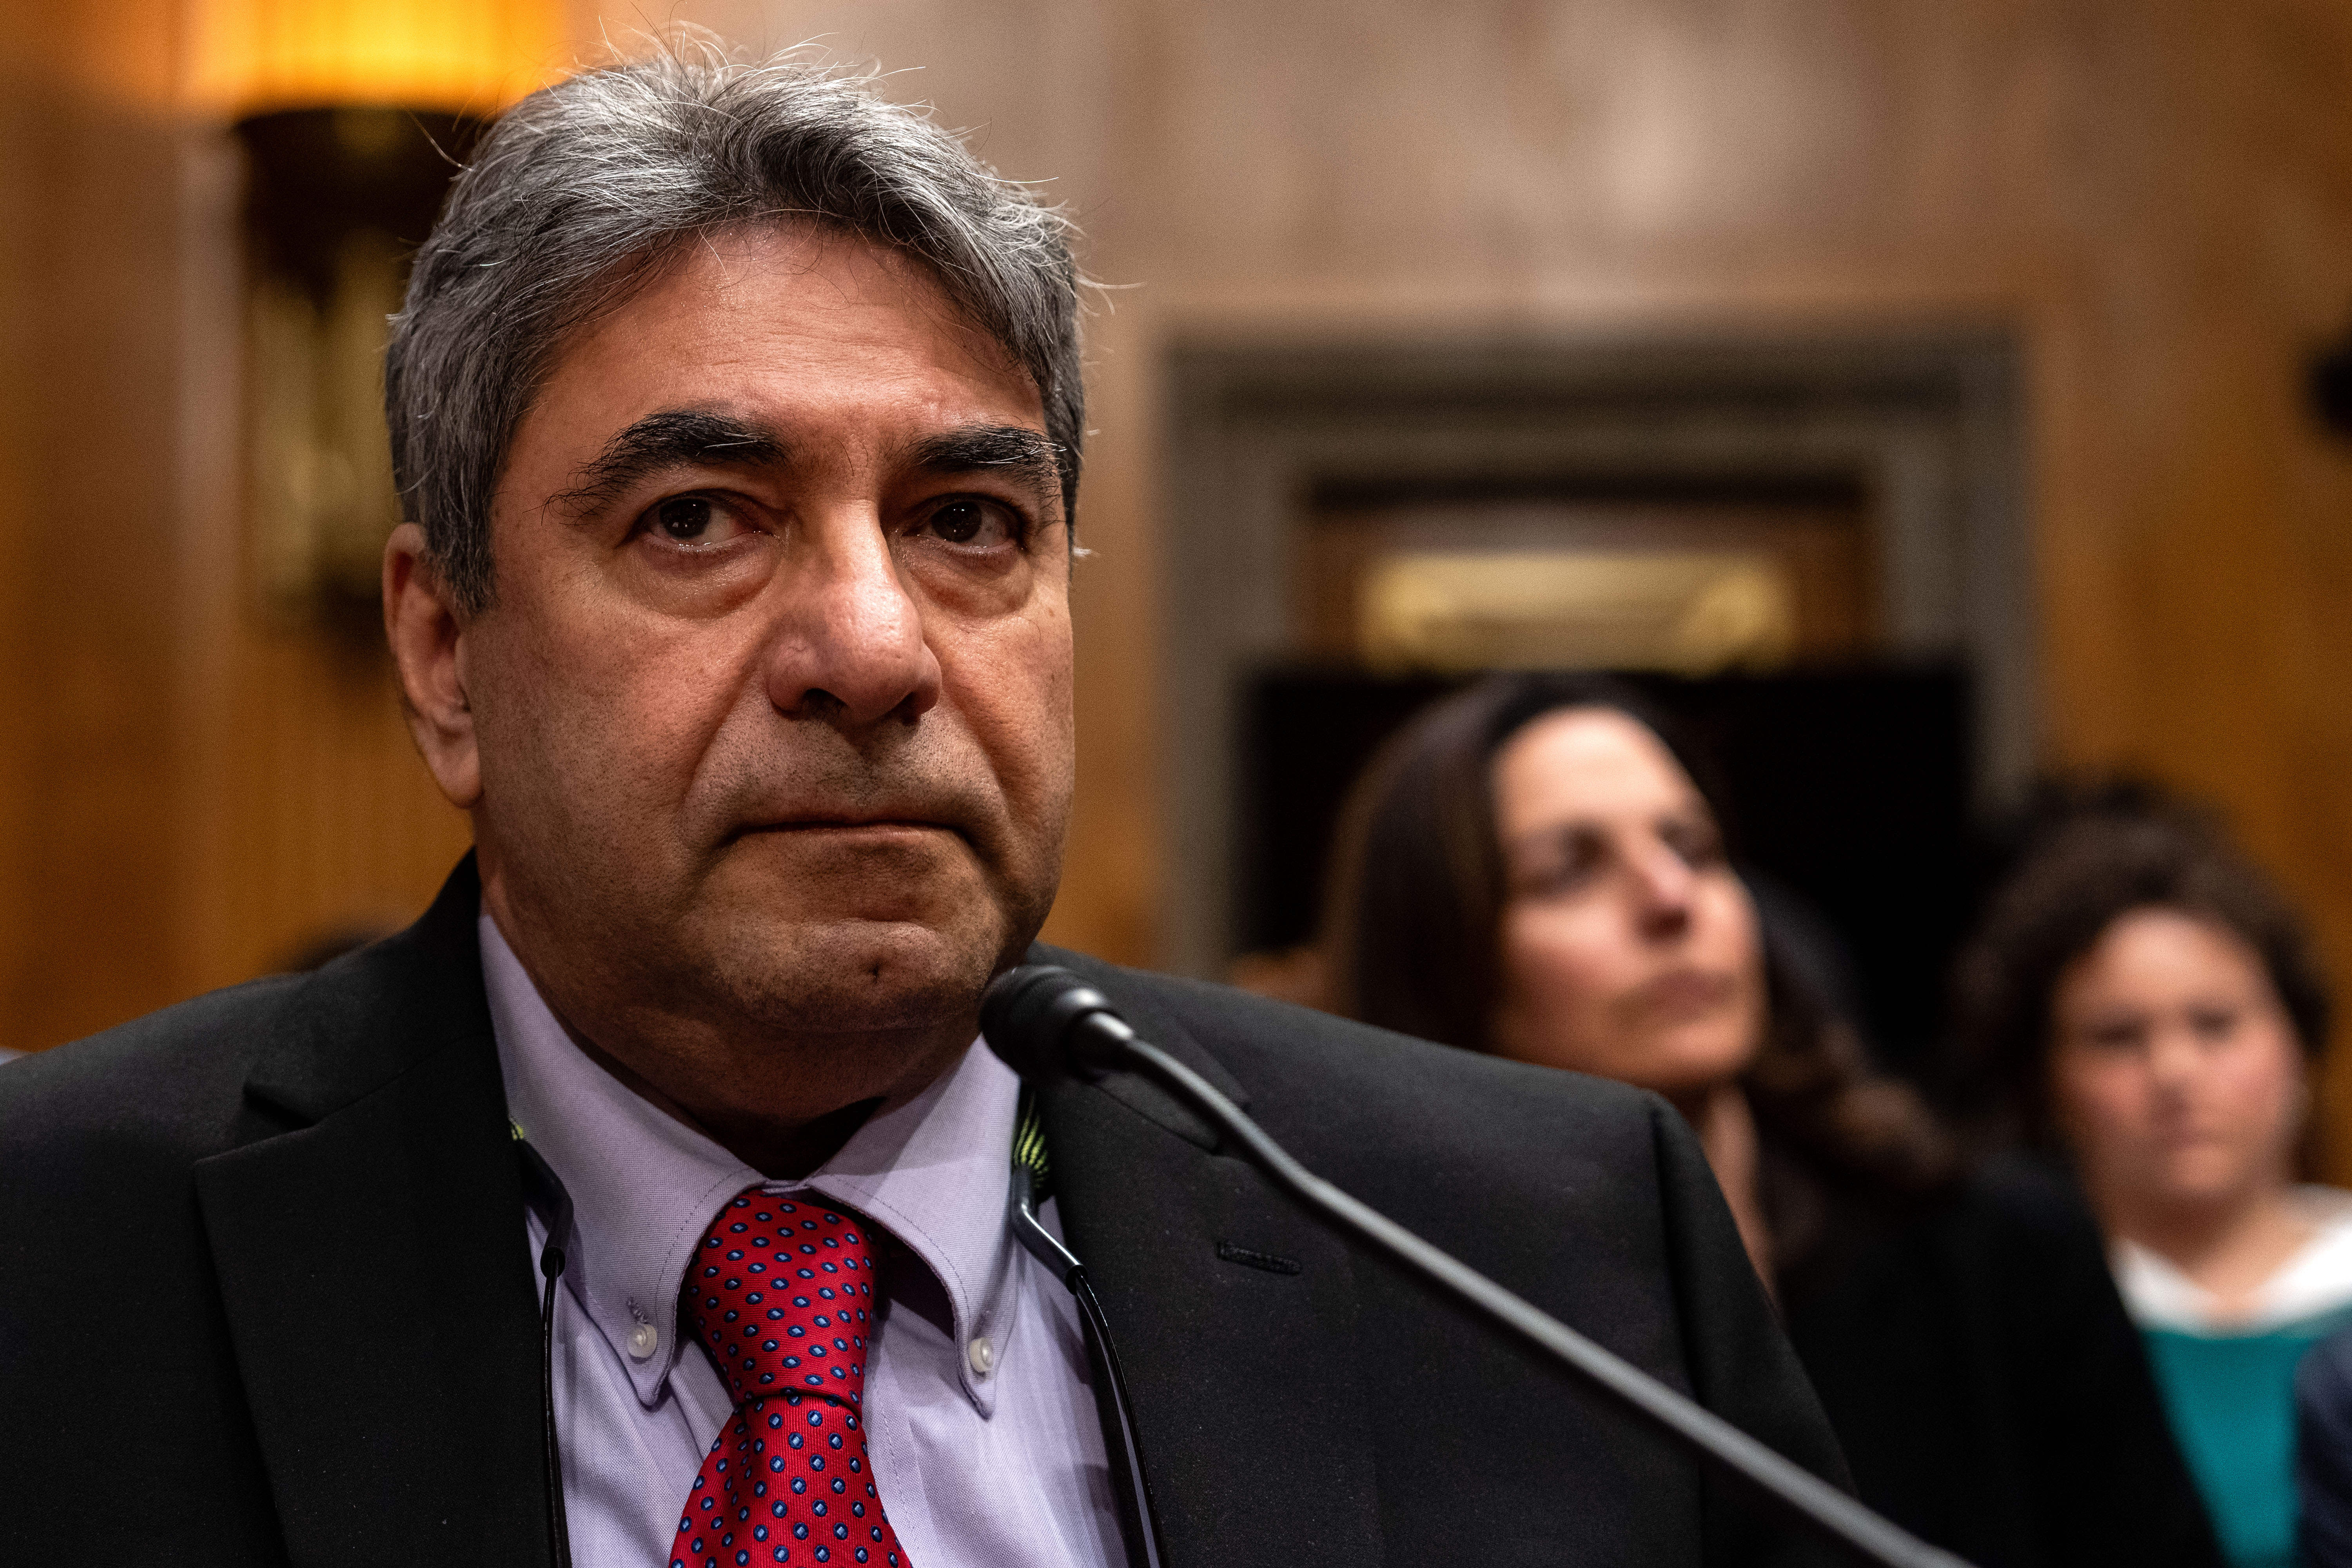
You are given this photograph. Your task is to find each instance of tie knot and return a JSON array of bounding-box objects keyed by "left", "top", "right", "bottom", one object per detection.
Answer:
[{"left": 682, "top": 1189, "right": 878, "bottom": 1410}]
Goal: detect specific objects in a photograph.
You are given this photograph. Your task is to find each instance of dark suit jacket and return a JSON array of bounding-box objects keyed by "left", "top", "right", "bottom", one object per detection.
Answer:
[
  {"left": 1779, "top": 1157, "right": 2223, "bottom": 1568},
  {"left": 0, "top": 860, "right": 1848, "bottom": 1565},
  {"left": 2297, "top": 1319, "right": 2352, "bottom": 1567}
]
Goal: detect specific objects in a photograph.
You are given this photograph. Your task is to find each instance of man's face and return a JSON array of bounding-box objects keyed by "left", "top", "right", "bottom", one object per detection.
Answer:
[{"left": 417, "top": 223, "right": 1073, "bottom": 1095}]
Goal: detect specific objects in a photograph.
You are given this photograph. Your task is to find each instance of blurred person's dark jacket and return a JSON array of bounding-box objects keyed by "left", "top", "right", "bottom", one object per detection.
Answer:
[
  {"left": 1761, "top": 899, "right": 2219, "bottom": 1568},
  {"left": 2294, "top": 1310, "right": 2352, "bottom": 1564},
  {"left": 1775, "top": 1146, "right": 2219, "bottom": 1567}
]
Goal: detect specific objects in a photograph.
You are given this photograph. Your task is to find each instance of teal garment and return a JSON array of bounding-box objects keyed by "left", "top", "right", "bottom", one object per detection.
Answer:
[{"left": 2144, "top": 1309, "right": 2352, "bottom": 1568}]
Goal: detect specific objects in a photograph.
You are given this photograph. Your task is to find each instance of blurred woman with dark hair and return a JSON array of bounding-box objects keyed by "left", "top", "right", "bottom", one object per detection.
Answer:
[
  {"left": 1954, "top": 790, "right": 2345, "bottom": 1568},
  {"left": 1323, "top": 671, "right": 2218, "bottom": 1568}
]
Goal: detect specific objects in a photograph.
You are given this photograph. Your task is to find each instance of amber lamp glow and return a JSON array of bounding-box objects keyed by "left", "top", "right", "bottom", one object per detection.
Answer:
[{"left": 188, "top": 0, "right": 563, "bottom": 120}]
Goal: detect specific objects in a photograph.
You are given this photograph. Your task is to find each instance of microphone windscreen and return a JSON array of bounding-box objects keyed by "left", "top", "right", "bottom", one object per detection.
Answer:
[{"left": 981, "top": 964, "right": 1118, "bottom": 1081}]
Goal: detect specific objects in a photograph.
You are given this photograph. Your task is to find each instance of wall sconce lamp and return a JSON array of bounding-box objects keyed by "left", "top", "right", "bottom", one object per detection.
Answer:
[{"left": 189, "top": 0, "right": 561, "bottom": 636}]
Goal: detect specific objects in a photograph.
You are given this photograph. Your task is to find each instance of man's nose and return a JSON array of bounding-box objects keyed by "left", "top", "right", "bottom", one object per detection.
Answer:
[{"left": 762, "top": 509, "right": 942, "bottom": 728}]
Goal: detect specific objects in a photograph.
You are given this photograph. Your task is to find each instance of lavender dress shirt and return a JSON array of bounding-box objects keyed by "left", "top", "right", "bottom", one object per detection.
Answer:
[{"left": 483, "top": 916, "right": 1125, "bottom": 1568}]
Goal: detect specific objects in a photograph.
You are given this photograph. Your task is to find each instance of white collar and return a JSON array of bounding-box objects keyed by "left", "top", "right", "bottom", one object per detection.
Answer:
[
  {"left": 2114, "top": 1187, "right": 2352, "bottom": 1335},
  {"left": 482, "top": 911, "right": 1023, "bottom": 1415}
]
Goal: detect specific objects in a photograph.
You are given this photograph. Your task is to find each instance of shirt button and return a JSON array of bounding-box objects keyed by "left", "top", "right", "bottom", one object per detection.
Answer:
[
  {"left": 628, "top": 1321, "right": 660, "bottom": 1360},
  {"left": 967, "top": 1336, "right": 995, "bottom": 1377}
]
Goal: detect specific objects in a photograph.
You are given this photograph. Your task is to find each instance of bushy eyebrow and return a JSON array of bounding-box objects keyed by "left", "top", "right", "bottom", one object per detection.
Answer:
[
  {"left": 549, "top": 409, "right": 788, "bottom": 518},
  {"left": 907, "top": 425, "right": 1066, "bottom": 518},
  {"left": 547, "top": 410, "right": 1067, "bottom": 524}
]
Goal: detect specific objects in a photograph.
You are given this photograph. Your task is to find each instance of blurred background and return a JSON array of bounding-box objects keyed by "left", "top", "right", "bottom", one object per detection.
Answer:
[{"left": 5, "top": 0, "right": 2352, "bottom": 1161}]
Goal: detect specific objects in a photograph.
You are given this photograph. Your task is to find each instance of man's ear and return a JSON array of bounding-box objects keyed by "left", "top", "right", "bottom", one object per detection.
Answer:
[{"left": 383, "top": 522, "right": 483, "bottom": 809}]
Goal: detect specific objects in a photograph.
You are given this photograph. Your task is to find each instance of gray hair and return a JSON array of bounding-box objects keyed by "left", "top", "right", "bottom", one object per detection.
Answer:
[{"left": 385, "top": 39, "right": 1085, "bottom": 612}]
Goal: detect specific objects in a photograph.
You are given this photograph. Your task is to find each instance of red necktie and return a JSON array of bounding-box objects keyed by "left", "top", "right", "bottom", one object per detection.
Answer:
[{"left": 672, "top": 1190, "right": 911, "bottom": 1568}]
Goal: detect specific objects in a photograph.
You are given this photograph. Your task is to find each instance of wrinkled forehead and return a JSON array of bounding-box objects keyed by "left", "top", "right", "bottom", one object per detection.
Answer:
[
  {"left": 519, "top": 217, "right": 1044, "bottom": 446},
  {"left": 483, "top": 222, "right": 1061, "bottom": 546}
]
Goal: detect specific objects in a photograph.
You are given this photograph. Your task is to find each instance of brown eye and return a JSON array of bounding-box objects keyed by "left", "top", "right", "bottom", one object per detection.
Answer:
[
  {"left": 2189, "top": 1006, "right": 2240, "bottom": 1042},
  {"left": 639, "top": 494, "right": 755, "bottom": 550},
  {"left": 1513, "top": 827, "right": 1608, "bottom": 897},
  {"left": 1660, "top": 816, "right": 1724, "bottom": 869},
  {"left": 656, "top": 496, "right": 714, "bottom": 539},
  {"left": 922, "top": 498, "right": 1016, "bottom": 548},
  {"left": 2085, "top": 1018, "right": 2149, "bottom": 1052}
]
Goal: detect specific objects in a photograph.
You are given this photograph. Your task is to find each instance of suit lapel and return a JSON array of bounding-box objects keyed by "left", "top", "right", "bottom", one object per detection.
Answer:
[
  {"left": 195, "top": 860, "right": 552, "bottom": 1567},
  {"left": 1039, "top": 956, "right": 1381, "bottom": 1568}
]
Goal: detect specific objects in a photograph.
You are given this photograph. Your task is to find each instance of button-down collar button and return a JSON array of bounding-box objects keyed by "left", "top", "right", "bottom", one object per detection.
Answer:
[
  {"left": 967, "top": 1335, "right": 995, "bottom": 1377},
  {"left": 627, "top": 1320, "right": 659, "bottom": 1360}
]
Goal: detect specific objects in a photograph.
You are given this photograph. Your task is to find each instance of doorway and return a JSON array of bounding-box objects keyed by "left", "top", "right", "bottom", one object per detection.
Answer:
[{"left": 1159, "top": 327, "right": 2030, "bottom": 1070}]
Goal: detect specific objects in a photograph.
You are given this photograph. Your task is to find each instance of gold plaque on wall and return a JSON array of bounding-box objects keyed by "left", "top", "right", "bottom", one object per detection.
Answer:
[{"left": 1359, "top": 548, "right": 1797, "bottom": 674}]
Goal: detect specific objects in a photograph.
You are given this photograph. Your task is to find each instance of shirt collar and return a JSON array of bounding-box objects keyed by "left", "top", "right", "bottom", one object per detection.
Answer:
[
  {"left": 483, "top": 912, "right": 1022, "bottom": 1415},
  {"left": 2115, "top": 1187, "right": 2352, "bottom": 1336}
]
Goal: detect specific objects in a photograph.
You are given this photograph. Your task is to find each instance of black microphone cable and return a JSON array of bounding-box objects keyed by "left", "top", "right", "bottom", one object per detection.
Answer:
[
  {"left": 514, "top": 1129, "right": 577, "bottom": 1568},
  {"left": 982, "top": 964, "right": 1975, "bottom": 1568},
  {"left": 1006, "top": 1087, "right": 1167, "bottom": 1568}
]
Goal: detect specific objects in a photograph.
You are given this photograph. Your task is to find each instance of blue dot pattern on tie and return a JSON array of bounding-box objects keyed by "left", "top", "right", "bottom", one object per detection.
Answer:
[{"left": 671, "top": 1192, "right": 909, "bottom": 1568}]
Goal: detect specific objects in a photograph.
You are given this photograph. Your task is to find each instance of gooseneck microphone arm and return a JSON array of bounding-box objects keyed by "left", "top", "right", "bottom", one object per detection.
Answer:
[{"left": 982, "top": 965, "right": 1975, "bottom": 1568}]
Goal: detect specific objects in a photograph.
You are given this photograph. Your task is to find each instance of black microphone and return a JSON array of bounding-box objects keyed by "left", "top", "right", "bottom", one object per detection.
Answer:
[
  {"left": 979, "top": 964, "right": 1136, "bottom": 1081},
  {"left": 982, "top": 964, "right": 1973, "bottom": 1568}
]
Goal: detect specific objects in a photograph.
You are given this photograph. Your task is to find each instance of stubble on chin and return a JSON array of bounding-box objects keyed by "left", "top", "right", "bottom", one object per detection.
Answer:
[
  {"left": 659, "top": 832, "right": 1047, "bottom": 1043},
  {"left": 688, "top": 913, "right": 999, "bottom": 1038}
]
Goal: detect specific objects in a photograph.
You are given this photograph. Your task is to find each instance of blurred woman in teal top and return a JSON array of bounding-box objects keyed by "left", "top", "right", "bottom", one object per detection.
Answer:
[{"left": 1958, "top": 790, "right": 2344, "bottom": 1568}]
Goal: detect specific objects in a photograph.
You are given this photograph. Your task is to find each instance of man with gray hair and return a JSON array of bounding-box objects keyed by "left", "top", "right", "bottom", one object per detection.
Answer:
[{"left": 0, "top": 42, "right": 1845, "bottom": 1567}]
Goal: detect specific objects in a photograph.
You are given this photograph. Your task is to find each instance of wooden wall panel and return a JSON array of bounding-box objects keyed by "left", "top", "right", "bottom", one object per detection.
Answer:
[
  {"left": 0, "top": 2, "right": 472, "bottom": 1048},
  {"left": 174, "top": 636, "right": 474, "bottom": 995},
  {"left": 0, "top": 2, "right": 191, "bottom": 1046}
]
